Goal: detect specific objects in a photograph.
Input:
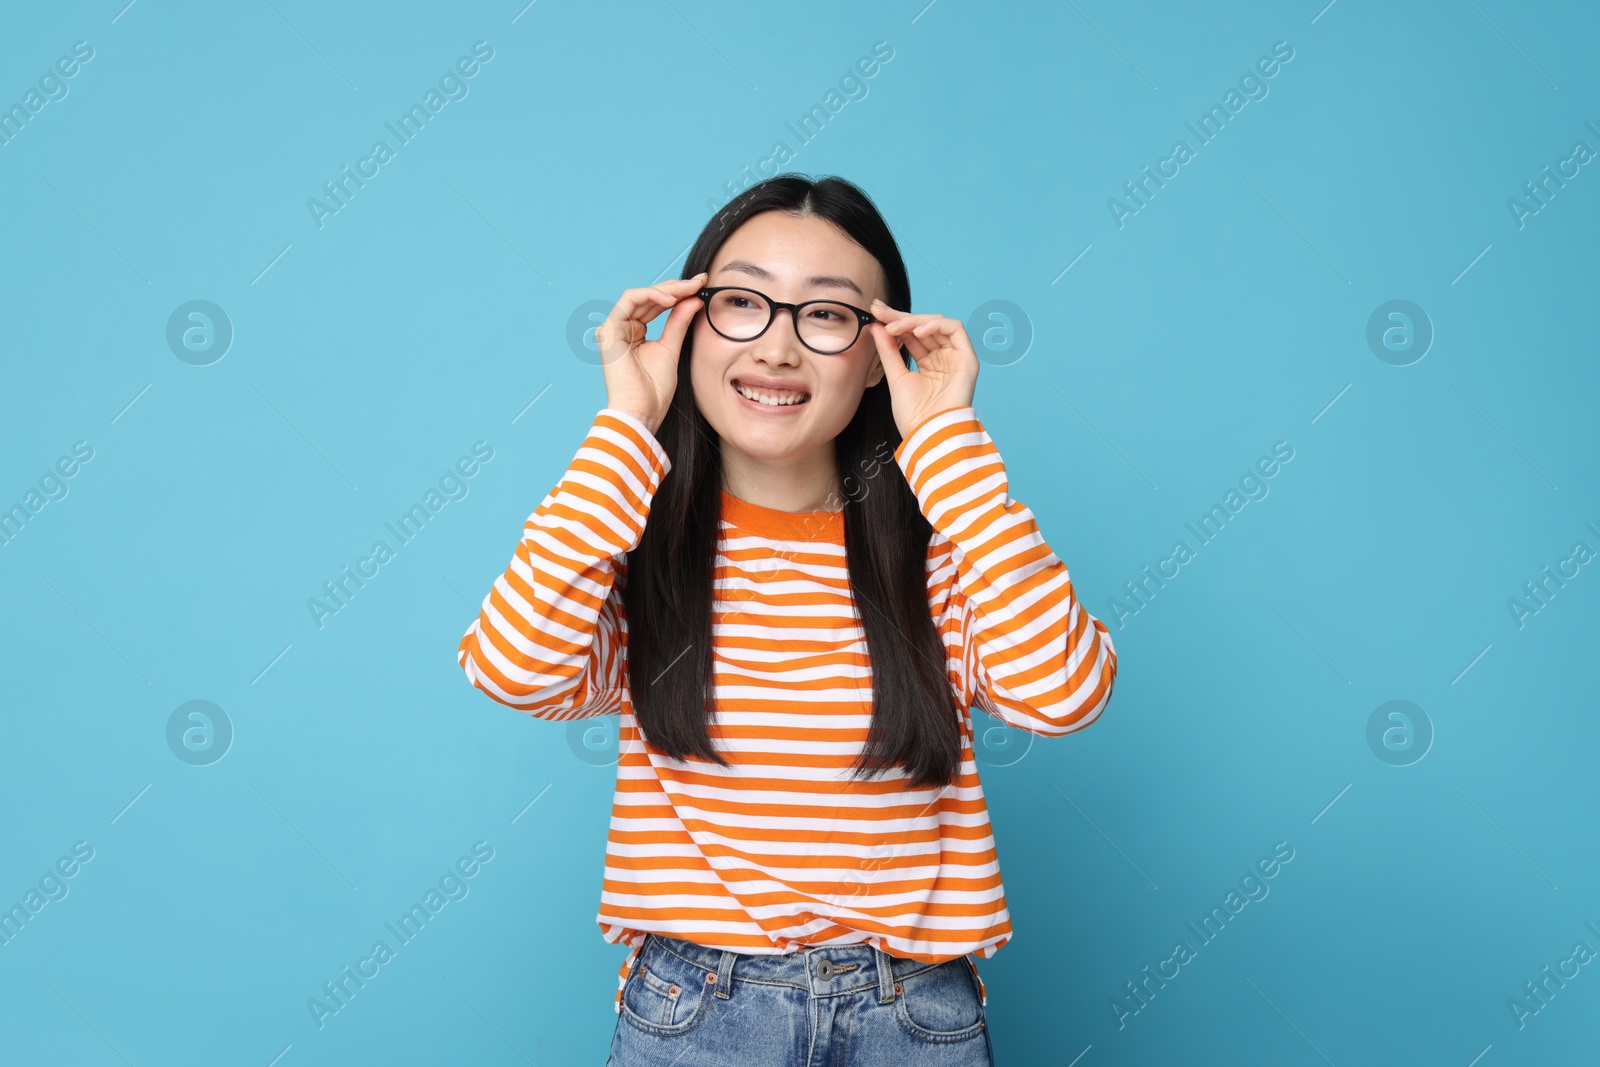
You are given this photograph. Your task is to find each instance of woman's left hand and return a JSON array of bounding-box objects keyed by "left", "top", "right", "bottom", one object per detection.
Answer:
[{"left": 867, "top": 300, "right": 979, "bottom": 438}]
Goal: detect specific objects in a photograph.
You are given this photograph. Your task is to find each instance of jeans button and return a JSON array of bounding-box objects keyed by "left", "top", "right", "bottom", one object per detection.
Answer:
[{"left": 818, "top": 959, "right": 834, "bottom": 978}]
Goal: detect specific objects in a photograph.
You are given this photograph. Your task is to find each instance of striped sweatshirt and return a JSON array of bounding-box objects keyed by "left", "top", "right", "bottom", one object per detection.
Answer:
[{"left": 456, "top": 404, "right": 1118, "bottom": 1014}]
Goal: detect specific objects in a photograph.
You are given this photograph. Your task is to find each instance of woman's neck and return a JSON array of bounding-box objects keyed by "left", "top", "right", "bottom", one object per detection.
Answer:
[{"left": 720, "top": 443, "right": 842, "bottom": 513}]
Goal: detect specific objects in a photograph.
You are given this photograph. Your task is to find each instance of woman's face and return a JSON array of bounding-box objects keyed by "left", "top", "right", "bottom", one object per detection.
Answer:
[{"left": 688, "top": 210, "right": 888, "bottom": 469}]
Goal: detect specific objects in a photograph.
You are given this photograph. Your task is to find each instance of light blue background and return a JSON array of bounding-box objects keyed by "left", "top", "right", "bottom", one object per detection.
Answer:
[{"left": 2, "top": 1, "right": 1596, "bottom": 1063}]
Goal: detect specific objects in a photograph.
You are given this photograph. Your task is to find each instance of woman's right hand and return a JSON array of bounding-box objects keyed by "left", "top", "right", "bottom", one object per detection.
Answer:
[{"left": 595, "top": 272, "right": 707, "bottom": 436}]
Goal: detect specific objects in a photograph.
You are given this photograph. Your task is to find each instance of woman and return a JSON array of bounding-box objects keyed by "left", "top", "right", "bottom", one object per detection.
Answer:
[{"left": 457, "top": 174, "right": 1118, "bottom": 1065}]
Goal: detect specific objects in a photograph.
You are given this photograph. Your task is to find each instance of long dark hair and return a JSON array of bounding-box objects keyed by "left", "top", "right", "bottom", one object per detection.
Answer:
[{"left": 621, "top": 174, "right": 961, "bottom": 790}]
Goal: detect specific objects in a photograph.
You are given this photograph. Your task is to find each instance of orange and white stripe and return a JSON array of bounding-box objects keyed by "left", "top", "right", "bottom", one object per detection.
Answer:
[{"left": 457, "top": 405, "right": 1118, "bottom": 1013}]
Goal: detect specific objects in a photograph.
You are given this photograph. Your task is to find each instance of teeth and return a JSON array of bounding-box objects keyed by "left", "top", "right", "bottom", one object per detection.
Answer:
[{"left": 735, "top": 382, "right": 808, "bottom": 407}]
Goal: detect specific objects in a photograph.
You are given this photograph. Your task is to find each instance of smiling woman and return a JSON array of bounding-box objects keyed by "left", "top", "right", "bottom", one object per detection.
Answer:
[
  {"left": 455, "top": 174, "right": 1118, "bottom": 1066},
  {"left": 682, "top": 208, "right": 896, "bottom": 509}
]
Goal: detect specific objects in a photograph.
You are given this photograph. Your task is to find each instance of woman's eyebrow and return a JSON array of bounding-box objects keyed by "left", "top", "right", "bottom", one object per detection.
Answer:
[{"left": 717, "top": 259, "right": 865, "bottom": 297}]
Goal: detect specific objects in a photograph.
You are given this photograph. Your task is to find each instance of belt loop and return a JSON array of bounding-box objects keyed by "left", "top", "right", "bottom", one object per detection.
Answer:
[
  {"left": 874, "top": 943, "right": 896, "bottom": 1004},
  {"left": 713, "top": 947, "right": 736, "bottom": 1000}
]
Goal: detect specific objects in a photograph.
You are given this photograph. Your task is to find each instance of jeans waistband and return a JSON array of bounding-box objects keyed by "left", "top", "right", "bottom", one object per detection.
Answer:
[{"left": 643, "top": 933, "right": 950, "bottom": 1004}]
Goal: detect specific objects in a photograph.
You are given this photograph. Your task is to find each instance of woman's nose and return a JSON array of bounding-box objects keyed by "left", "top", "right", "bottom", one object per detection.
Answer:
[{"left": 752, "top": 309, "right": 805, "bottom": 364}]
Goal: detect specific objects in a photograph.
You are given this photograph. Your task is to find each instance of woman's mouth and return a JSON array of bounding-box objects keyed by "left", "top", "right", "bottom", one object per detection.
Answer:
[{"left": 732, "top": 379, "right": 811, "bottom": 411}]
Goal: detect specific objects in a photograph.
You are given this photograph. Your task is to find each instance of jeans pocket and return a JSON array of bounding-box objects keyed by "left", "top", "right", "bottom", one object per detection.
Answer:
[
  {"left": 892, "top": 957, "right": 988, "bottom": 1044},
  {"left": 618, "top": 937, "right": 714, "bottom": 1037}
]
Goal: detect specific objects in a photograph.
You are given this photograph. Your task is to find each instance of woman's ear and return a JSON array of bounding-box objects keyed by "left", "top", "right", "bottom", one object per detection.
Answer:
[{"left": 865, "top": 347, "right": 887, "bottom": 387}]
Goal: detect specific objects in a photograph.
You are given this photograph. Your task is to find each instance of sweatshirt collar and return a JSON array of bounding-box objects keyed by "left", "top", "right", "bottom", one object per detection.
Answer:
[{"left": 719, "top": 489, "right": 845, "bottom": 544}]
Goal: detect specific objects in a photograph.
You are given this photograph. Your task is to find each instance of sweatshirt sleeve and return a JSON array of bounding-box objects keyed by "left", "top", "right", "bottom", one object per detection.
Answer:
[
  {"left": 895, "top": 405, "right": 1117, "bottom": 737},
  {"left": 456, "top": 409, "right": 669, "bottom": 719}
]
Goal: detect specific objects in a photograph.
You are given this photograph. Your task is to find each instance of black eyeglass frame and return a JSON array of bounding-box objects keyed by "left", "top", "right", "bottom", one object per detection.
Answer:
[{"left": 696, "top": 286, "right": 880, "bottom": 355}]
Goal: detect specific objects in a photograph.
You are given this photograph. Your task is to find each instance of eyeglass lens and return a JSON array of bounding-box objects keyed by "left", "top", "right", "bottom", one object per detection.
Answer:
[{"left": 704, "top": 289, "right": 861, "bottom": 354}]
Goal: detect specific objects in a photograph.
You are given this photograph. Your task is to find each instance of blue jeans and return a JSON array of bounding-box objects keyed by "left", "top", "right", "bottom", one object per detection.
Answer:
[{"left": 605, "top": 932, "right": 994, "bottom": 1066}]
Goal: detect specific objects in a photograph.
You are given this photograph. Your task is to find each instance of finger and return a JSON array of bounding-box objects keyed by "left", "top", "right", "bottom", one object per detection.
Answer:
[
  {"left": 616, "top": 273, "right": 708, "bottom": 321},
  {"left": 662, "top": 272, "right": 708, "bottom": 299},
  {"left": 879, "top": 311, "right": 941, "bottom": 332},
  {"left": 670, "top": 271, "right": 708, "bottom": 294},
  {"left": 878, "top": 307, "right": 933, "bottom": 321},
  {"left": 869, "top": 298, "right": 919, "bottom": 322},
  {"left": 897, "top": 325, "right": 935, "bottom": 363},
  {"left": 602, "top": 294, "right": 668, "bottom": 341},
  {"left": 911, "top": 320, "right": 967, "bottom": 355},
  {"left": 901, "top": 316, "right": 964, "bottom": 354},
  {"left": 594, "top": 314, "right": 636, "bottom": 348},
  {"left": 869, "top": 323, "right": 912, "bottom": 388},
  {"left": 627, "top": 284, "right": 691, "bottom": 322},
  {"left": 625, "top": 298, "right": 674, "bottom": 328},
  {"left": 601, "top": 293, "right": 682, "bottom": 348},
  {"left": 656, "top": 294, "right": 703, "bottom": 355},
  {"left": 655, "top": 272, "right": 707, "bottom": 292},
  {"left": 938, "top": 324, "right": 980, "bottom": 364}
]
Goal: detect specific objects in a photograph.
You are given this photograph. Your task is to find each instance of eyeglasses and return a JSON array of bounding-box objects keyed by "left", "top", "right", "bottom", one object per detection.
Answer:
[{"left": 697, "top": 286, "right": 878, "bottom": 355}]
